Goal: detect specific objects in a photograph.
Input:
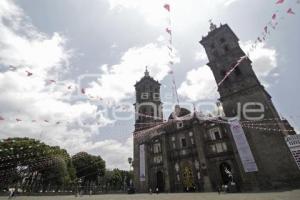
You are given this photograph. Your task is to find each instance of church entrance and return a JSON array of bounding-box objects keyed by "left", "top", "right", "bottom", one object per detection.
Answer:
[
  {"left": 156, "top": 171, "right": 164, "bottom": 192},
  {"left": 219, "top": 162, "right": 233, "bottom": 185},
  {"left": 182, "top": 166, "right": 195, "bottom": 192}
]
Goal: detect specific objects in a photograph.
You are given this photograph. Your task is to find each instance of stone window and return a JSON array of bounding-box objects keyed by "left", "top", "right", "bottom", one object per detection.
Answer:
[
  {"left": 222, "top": 142, "right": 227, "bottom": 151},
  {"left": 216, "top": 143, "right": 223, "bottom": 153},
  {"left": 235, "top": 67, "right": 242, "bottom": 76},
  {"left": 208, "top": 128, "right": 222, "bottom": 140},
  {"left": 224, "top": 45, "right": 230, "bottom": 52},
  {"left": 153, "top": 143, "right": 161, "bottom": 153},
  {"left": 177, "top": 121, "right": 183, "bottom": 129},
  {"left": 171, "top": 136, "right": 176, "bottom": 141},
  {"left": 180, "top": 137, "right": 187, "bottom": 148},
  {"left": 141, "top": 92, "right": 149, "bottom": 99},
  {"left": 172, "top": 143, "right": 176, "bottom": 149},
  {"left": 189, "top": 131, "right": 193, "bottom": 137},
  {"left": 150, "top": 107, "right": 154, "bottom": 117},
  {"left": 191, "top": 138, "right": 195, "bottom": 145},
  {"left": 153, "top": 93, "right": 160, "bottom": 101},
  {"left": 153, "top": 155, "right": 162, "bottom": 164},
  {"left": 209, "top": 144, "right": 216, "bottom": 153},
  {"left": 210, "top": 142, "right": 227, "bottom": 154},
  {"left": 220, "top": 38, "right": 226, "bottom": 43}
]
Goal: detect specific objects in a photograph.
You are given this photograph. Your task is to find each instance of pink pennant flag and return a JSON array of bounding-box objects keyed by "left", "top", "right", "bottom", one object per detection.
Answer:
[
  {"left": 8, "top": 65, "right": 17, "bottom": 71},
  {"left": 81, "top": 88, "right": 86, "bottom": 94},
  {"left": 287, "top": 8, "right": 295, "bottom": 15},
  {"left": 276, "top": 0, "right": 285, "bottom": 4},
  {"left": 16, "top": 118, "right": 22, "bottom": 122},
  {"left": 48, "top": 80, "right": 56, "bottom": 84},
  {"left": 272, "top": 13, "right": 277, "bottom": 20},
  {"left": 164, "top": 4, "right": 170, "bottom": 12},
  {"left": 25, "top": 71, "right": 33, "bottom": 76},
  {"left": 264, "top": 26, "right": 268, "bottom": 33},
  {"left": 257, "top": 37, "right": 262, "bottom": 42},
  {"left": 166, "top": 28, "right": 172, "bottom": 35},
  {"left": 0, "top": 116, "right": 4, "bottom": 120}
]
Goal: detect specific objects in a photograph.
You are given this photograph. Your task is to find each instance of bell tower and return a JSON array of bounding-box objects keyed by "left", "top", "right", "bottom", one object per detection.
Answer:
[
  {"left": 200, "top": 23, "right": 300, "bottom": 189},
  {"left": 134, "top": 67, "right": 163, "bottom": 131},
  {"left": 200, "top": 23, "right": 268, "bottom": 119}
]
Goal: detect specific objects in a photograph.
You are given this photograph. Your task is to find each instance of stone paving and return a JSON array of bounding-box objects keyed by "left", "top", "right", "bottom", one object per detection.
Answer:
[{"left": 1, "top": 190, "right": 300, "bottom": 200}]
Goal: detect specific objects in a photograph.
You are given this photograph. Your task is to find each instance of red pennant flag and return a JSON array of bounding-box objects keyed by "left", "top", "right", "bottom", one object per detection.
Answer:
[
  {"left": 16, "top": 118, "right": 22, "bottom": 122},
  {"left": 166, "top": 28, "right": 172, "bottom": 35},
  {"left": 25, "top": 71, "right": 33, "bottom": 76},
  {"left": 0, "top": 116, "right": 4, "bottom": 120},
  {"left": 164, "top": 4, "right": 170, "bottom": 12},
  {"left": 276, "top": 0, "right": 284, "bottom": 4},
  {"left": 81, "top": 88, "right": 86, "bottom": 94},
  {"left": 287, "top": 8, "right": 295, "bottom": 15},
  {"left": 272, "top": 13, "right": 277, "bottom": 20}
]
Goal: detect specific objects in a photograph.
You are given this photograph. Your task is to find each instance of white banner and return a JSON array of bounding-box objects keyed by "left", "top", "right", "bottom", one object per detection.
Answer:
[
  {"left": 285, "top": 134, "right": 300, "bottom": 169},
  {"left": 230, "top": 119, "right": 258, "bottom": 172},
  {"left": 139, "top": 144, "right": 146, "bottom": 181}
]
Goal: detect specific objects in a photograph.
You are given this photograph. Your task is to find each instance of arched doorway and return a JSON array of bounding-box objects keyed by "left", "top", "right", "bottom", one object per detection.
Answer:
[
  {"left": 219, "top": 162, "right": 233, "bottom": 184},
  {"left": 182, "top": 166, "right": 195, "bottom": 192},
  {"left": 156, "top": 171, "right": 164, "bottom": 192}
]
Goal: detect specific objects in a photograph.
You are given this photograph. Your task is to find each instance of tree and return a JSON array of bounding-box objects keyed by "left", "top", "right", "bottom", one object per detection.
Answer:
[
  {"left": 72, "top": 152, "right": 105, "bottom": 191},
  {"left": 0, "top": 137, "right": 76, "bottom": 192}
]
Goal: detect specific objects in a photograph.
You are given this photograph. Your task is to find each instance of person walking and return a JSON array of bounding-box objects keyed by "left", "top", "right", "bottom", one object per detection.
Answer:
[{"left": 217, "top": 185, "right": 221, "bottom": 195}]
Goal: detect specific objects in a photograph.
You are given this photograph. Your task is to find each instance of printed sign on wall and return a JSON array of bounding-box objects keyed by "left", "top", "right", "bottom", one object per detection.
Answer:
[
  {"left": 230, "top": 119, "right": 258, "bottom": 172},
  {"left": 139, "top": 144, "right": 146, "bottom": 181}
]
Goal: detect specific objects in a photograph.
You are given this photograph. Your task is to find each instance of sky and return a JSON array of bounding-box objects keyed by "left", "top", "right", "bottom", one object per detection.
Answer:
[{"left": 0, "top": 0, "right": 299, "bottom": 170}]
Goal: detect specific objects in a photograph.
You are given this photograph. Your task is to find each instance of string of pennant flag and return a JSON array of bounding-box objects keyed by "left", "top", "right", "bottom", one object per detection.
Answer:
[
  {"left": 0, "top": 0, "right": 299, "bottom": 130},
  {"left": 217, "top": 0, "right": 298, "bottom": 88}
]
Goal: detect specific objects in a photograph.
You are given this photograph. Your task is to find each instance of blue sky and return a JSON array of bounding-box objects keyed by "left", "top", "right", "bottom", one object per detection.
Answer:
[{"left": 0, "top": 0, "right": 299, "bottom": 169}]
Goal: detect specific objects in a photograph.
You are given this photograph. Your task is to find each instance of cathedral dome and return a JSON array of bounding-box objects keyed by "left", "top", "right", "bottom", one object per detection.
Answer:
[{"left": 168, "top": 105, "right": 191, "bottom": 120}]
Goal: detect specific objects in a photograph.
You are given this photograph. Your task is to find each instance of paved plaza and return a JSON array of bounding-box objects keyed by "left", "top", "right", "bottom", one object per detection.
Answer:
[{"left": 1, "top": 190, "right": 300, "bottom": 200}]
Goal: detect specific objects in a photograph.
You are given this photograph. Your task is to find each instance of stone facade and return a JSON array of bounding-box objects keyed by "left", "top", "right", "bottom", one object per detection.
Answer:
[{"left": 133, "top": 24, "right": 300, "bottom": 193}]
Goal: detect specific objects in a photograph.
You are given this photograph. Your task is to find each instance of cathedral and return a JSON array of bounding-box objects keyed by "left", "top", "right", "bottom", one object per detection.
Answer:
[{"left": 132, "top": 23, "right": 300, "bottom": 193}]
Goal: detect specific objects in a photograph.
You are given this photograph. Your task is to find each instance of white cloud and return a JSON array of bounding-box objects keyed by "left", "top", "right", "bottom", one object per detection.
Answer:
[
  {"left": 106, "top": 0, "right": 240, "bottom": 29},
  {"left": 87, "top": 43, "right": 179, "bottom": 102},
  {"left": 178, "top": 40, "right": 278, "bottom": 101},
  {"left": 0, "top": 0, "right": 131, "bottom": 169},
  {"left": 223, "top": 0, "right": 239, "bottom": 7},
  {"left": 178, "top": 65, "right": 218, "bottom": 101},
  {"left": 194, "top": 49, "right": 208, "bottom": 62},
  {"left": 241, "top": 41, "right": 278, "bottom": 78}
]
